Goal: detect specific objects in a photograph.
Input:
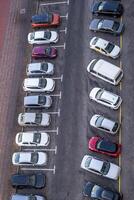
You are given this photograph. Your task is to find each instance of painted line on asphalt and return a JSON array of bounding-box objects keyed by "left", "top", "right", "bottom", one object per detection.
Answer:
[
  {"left": 67, "top": 0, "right": 70, "bottom": 5},
  {"left": 22, "top": 146, "right": 57, "bottom": 154},
  {"left": 21, "top": 166, "right": 56, "bottom": 174},
  {"left": 59, "top": 28, "right": 67, "bottom": 33},
  {"left": 51, "top": 44, "right": 65, "bottom": 49},
  {"left": 40, "top": 1, "right": 68, "bottom": 6},
  {"left": 60, "top": 13, "right": 68, "bottom": 20},
  {"left": 50, "top": 92, "right": 61, "bottom": 98},
  {"left": 53, "top": 75, "right": 63, "bottom": 81}
]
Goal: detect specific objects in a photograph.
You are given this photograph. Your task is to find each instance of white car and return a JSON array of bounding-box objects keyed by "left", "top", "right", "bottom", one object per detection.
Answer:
[
  {"left": 81, "top": 155, "right": 121, "bottom": 180},
  {"left": 11, "top": 194, "right": 45, "bottom": 200},
  {"left": 15, "top": 131, "right": 50, "bottom": 146},
  {"left": 90, "top": 37, "right": 120, "bottom": 59},
  {"left": 26, "top": 62, "right": 54, "bottom": 76},
  {"left": 23, "top": 78, "right": 55, "bottom": 93},
  {"left": 12, "top": 152, "right": 48, "bottom": 166},
  {"left": 18, "top": 113, "right": 50, "bottom": 127},
  {"left": 90, "top": 114, "right": 119, "bottom": 134},
  {"left": 89, "top": 87, "right": 122, "bottom": 110},
  {"left": 28, "top": 30, "right": 59, "bottom": 44},
  {"left": 24, "top": 95, "right": 52, "bottom": 108}
]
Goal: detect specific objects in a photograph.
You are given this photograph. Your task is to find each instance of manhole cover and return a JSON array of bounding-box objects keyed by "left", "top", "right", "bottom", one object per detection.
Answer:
[{"left": 20, "top": 8, "right": 26, "bottom": 14}]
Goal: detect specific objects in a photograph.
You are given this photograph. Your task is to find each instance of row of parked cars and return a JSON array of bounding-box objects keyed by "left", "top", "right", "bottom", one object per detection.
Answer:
[
  {"left": 11, "top": 11, "right": 61, "bottom": 200},
  {"left": 81, "top": 1, "right": 124, "bottom": 200}
]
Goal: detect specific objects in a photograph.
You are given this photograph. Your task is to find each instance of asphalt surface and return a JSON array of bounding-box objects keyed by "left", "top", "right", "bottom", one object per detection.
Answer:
[{"left": 0, "top": 0, "right": 133, "bottom": 200}]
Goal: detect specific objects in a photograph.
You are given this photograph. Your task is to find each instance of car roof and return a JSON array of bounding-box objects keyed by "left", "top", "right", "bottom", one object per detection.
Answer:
[
  {"left": 93, "top": 59, "right": 121, "bottom": 79},
  {"left": 101, "top": 1, "right": 119, "bottom": 11},
  {"left": 24, "top": 78, "right": 39, "bottom": 87},
  {"left": 95, "top": 38, "right": 109, "bottom": 49},
  {"left": 28, "top": 63, "right": 42, "bottom": 71},
  {"left": 101, "top": 91, "right": 118, "bottom": 103},
  {"left": 102, "top": 190, "right": 114, "bottom": 200},
  {"left": 101, "top": 118, "right": 115, "bottom": 130},
  {"left": 24, "top": 96, "right": 39, "bottom": 105},
  {"left": 101, "top": 19, "right": 113, "bottom": 29},
  {"left": 32, "top": 13, "right": 50, "bottom": 23},
  {"left": 18, "top": 152, "right": 32, "bottom": 163},
  {"left": 34, "top": 31, "right": 45, "bottom": 39},
  {"left": 22, "top": 113, "right": 36, "bottom": 123},
  {"left": 21, "top": 133, "right": 34, "bottom": 143},
  {"left": 11, "top": 194, "right": 29, "bottom": 200},
  {"left": 90, "top": 158, "right": 103, "bottom": 172}
]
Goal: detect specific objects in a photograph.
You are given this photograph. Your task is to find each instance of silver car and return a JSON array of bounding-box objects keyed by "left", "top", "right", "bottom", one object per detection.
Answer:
[
  {"left": 24, "top": 95, "right": 52, "bottom": 108},
  {"left": 11, "top": 194, "right": 46, "bottom": 200},
  {"left": 26, "top": 62, "right": 54, "bottom": 76},
  {"left": 90, "top": 114, "right": 119, "bottom": 134}
]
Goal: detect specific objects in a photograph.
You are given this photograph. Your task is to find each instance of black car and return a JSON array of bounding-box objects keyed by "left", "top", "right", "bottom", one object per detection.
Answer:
[
  {"left": 89, "top": 18, "right": 124, "bottom": 35},
  {"left": 92, "top": 1, "right": 123, "bottom": 17},
  {"left": 83, "top": 181, "right": 123, "bottom": 200},
  {"left": 11, "top": 173, "right": 46, "bottom": 189}
]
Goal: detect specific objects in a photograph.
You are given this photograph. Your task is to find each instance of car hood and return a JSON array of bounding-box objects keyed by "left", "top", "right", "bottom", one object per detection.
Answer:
[
  {"left": 50, "top": 31, "right": 59, "bottom": 42},
  {"left": 110, "top": 45, "right": 120, "bottom": 58},
  {"left": 45, "top": 78, "right": 55, "bottom": 91},
  {"left": 106, "top": 163, "right": 121, "bottom": 180},
  {"left": 40, "top": 132, "right": 50, "bottom": 145},
  {"left": 45, "top": 96, "right": 52, "bottom": 107},
  {"left": 90, "top": 114, "right": 100, "bottom": 126},
  {"left": 41, "top": 113, "right": 50, "bottom": 126},
  {"left": 89, "top": 87, "right": 100, "bottom": 99},
  {"left": 38, "top": 152, "right": 48, "bottom": 165}
]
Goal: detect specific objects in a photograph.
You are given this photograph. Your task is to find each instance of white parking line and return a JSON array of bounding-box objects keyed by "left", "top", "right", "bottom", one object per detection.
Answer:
[
  {"left": 67, "top": 0, "right": 70, "bottom": 5},
  {"left": 58, "top": 108, "right": 60, "bottom": 117},
  {"left": 23, "top": 146, "right": 57, "bottom": 154},
  {"left": 21, "top": 165, "right": 56, "bottom": 174},
  {"left": 53, "top": 75, "right": 63, "bottom": 80},
  {"left": 61, "top": 74, "right": 63, "bottom": 82},
  {"left": 50, "top": 92, "right": 61, "bottom": 98},
  {"left": 40, "top": 1, "right": 68, "bottom": 6},
  {"left": 51, "top": 44, "right": 65, "bottom": 49},
  {"left": 56, "top": 127, "right": 59, "bottom": 135},
  {"left": 59, "top": 28, "right": 67, "bottom": 33},
  {"left": 60, "top": 13, "right": 68, "bottom": 19}
]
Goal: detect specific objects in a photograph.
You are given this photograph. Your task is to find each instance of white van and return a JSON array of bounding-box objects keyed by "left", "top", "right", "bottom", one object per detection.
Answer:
[{"left": 87, "top": 59, "right": 123, "bottom": 85}]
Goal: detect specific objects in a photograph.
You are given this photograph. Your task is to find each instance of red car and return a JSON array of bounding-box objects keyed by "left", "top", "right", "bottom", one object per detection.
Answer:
[
  {"left": 88, "top": 136, "right": 121, "bottom": 157},
  {"left": 31, "top": 13, "right": 60, "bottom": 28},
  {"left": 32, "top": 46, "right": 57, "bottom": 59}
]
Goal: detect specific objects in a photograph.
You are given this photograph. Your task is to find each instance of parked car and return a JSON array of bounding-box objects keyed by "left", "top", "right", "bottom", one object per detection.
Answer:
[
  {"left": 87, "top": 59, "right": 123, "bottom": 85},
  {"left": 88, "top": 136, "right": 121, "bottom": 157},
  {"left": 89, "top": 18, "right": 124, "bottom": 35},
  {"left": 91, "top": 1, "right": 123, "bottom": 17},
  {"left": 11, "top": 173, "right": 46, "bottom": 189},
  {"left": 32, "top": 46, "right": 57, "bottom": 59},
  {"left": 90, "top": 114, "right": 119, "bottom": 134},
  {"left": 81, "top": 155, "right": 121, "bottom": 180},
  {"left": 90, "top": 37, "right": 120, "bottom": 58},
  {"left": 26, "top": 62, "right": 54, "bottom": 76},
  {"left": 83, "top": 181, "right": 123, "bottom": 199},
  {"left": 18, "top": 113, "right": 51, "bottom": 127},
  {"left": 24, "top": 95, "right": 52, "bottom": 108},
  {"left": 23, "top": 78, "right": 55, "bottom": 93},
  {"left": 15, "top": 131, "right": 50, "bottom": 147},
  {"left": 28, "top": 30, "right": 59, "bottom": 44},
  {"left": 31, "top": 13, "right": 60, "bottom": 28},
  {"left": 12, "top": 151, "right": 48, "bottom": 166},
  {"left": 89, "top": 87, "right": 122, "bottom": 110},
  {"left": 11, "top": 194, "right": 46, "bottom": 200}
]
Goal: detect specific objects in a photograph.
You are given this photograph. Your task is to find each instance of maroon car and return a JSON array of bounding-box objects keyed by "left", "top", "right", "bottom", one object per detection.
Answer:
[{"left": 32, "top": 46, "right": 57, "bottom": 59}]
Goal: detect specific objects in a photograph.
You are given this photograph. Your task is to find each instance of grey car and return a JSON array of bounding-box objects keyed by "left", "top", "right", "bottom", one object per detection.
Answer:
[
  {"left": 89, "top": 18, "right": 124, "bottom": 35},
  {"left": 24, "top": 95, "right": 52, "bottom": 108},
  {"left": 11, "top": 194, "right": 46, "bottom": 200}
]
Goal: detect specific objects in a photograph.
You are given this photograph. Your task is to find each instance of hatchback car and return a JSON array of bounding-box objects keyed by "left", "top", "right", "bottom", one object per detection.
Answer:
[
  {"left": 90, "top": 114, "right": 119, "bottom": 134},
  {"left": 11, "top": 194, "right": 46, "bottom": 200},
  {"left": 12, "top": 151, "right": 48, "bottom": 166},
  {"left": 81, "top": 155, "right": 121, "bottom": 180},
  {"left": 11, "top": 173, "right": 46, "bottom": 189},
  {"left": 32, "top": 46, "right": 57, "bottom": 59},
  {"left": 24, "top": 95, "right": 52, "bottom": 108},
  {"left": 90, "top": 37, "right": 120, "bottom": 58},
  {"left": 83, "top": 181, "right": 123, "bottom": 200},
  {"left": 88, "top": 136, "right": 121, "bottom": 157},
  {"left": 18, "top": 113, "right": 50, "bottom": 127},
  {"left": 23, "top": 78, "right": 55, "bottom": 93},
  {"left": 15, "top": 131, "right": 50, "bottom": 147},
  {"left": 28, "top": 30, "right": 59, "bottom": 44},
  {"left": 89, "top": 87, "right": 122, "bottom": 110},
  {"left": 89, "top": 18, "right": 124, "bottom": 35},
  {"left": 31, "top": 13, "right": 60, "bottom": 28},
  {"left": 26, "top": 62, "right": 54, "bottom": 76},
  {"left": 91, "top": 1, "right": 123, "bottom": 17}
]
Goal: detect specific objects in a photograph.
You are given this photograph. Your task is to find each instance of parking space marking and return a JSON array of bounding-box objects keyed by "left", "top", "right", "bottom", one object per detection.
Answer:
[
  {"left": 22, "top": 146, "right": 57, "bottom": 154},
  {"left": 60, "top": 13, "right": 68, "bottom": 20},
  {"left": 51, "top": 44, "right": 65, "bottom": 49},
  {"left": 59, "top": 27, "right": 67, "bottom": 34},
  {"left": 21, "top": 165, "right": 56, "bottom": 174},
  {"left": 52, "top": 75, "right": 63, "bottom": 81},
  {"left": 40, "top": 1, "right": 68, "bottom": 6},
  {"left": 50, "top": 92, "right": 61, "bottom": 99},
  {"left": 58, "top": 108, "right": 60, "bottom": 117}
]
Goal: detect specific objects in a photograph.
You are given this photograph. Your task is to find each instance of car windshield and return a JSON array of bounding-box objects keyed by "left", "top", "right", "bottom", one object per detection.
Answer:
[
  {"left": 98, "top": 20, "right": 103, "bottom": 29},
  {"left": 45, "top": 47, "right": 51, "bottom": 55},
  {"left": 35, "top": 113, "right": 42, "bottom": 124},
  {"left": 97, "top": 140, "right": 117, "bottom": 153},
  {"left": 98, "top": 2, "right": 105, "bottom": 11},
  {"left": 44, "top": 31, "right": 51, "bottom": 39},
  {"left": 95, "top": 116, "right": 104, "bottom": 128},
  {"left": 47, "top": 13, "right": 53, "bottom": 23},
  {"left": 29, "top": 175, "right": 36, "bottom": 186},
  {"left": 85, "top": 157, "right": 92, "bottom": 168},
  {"left": 33, "top": 132, "right": 41, "bottom": 143},
  {"left": 18, "top": 133, "right": 22, "bottom": 142},
  {"left": 31, "top": 153, "right": 38, "bottom": 164},
  {"left": 91, "top": 185, "right": 102, "bottom": 198},
  {"left": 15, "top": 153, "right": 20, "bottom": 163},
  {"left": 39, "top": 78, "right": 47, "bottom": 88},
  {"left": 38, "top": 95, "right": 46, "bottom": 104},
  {"left": 112, "top": 21, "right": 120, "bottom": 31},
  {"left": 96, "top": 89, "right": 103, "bottom": 100},
  {"left": 101, "top": 161, "right": 110, "bottom": 175},
  {"left": 105, "top": 43, "right": 114, "bottom": 53},
  {"left": 30, "top": 33, "right": 34, "bottom": 40},
  {"left": 41, "top": 63, "right": 48, "bottom": 71}
]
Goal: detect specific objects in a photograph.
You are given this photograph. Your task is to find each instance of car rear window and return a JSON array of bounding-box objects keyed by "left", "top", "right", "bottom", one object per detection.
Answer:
[{"left": 97, "top": 140, "right": 117, "bottom": 153}]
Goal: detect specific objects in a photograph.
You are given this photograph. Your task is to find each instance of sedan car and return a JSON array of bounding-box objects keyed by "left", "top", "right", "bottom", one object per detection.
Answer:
[
  {"left": 15, "top": 131, "right": 50, "bottom": 147},
  {"left": 11, "top": 173, "right": 46, "bottom": 189},
  {"left": 89, "top": 18, "right": 124, "bottom": 35},
  {"left": 11, "top": 194, "right": 46, "bottom": 200},
  {"left": 26, "top": 62, "right": 54, "bottom": 76},
  {"left": 24, "top": 95, "right": 52, "bottom": 108},
  {"left": 90, "top": 37, "right": 120, "bottom": 58},
  {"left": 90, "top": 114, "right": 119, "bottom": 134},
  {"left": 12, "top": 151, "right": 48, "bottom": 166},
  {"left": 88, "top": 136, "right": 121, "bottom": 157},
  {"left": 32, "top": 46, "right": 57, "bottom": 59},
  {"left": 31, "top": 13, "right": 60, "bottom": 28},
  {"left": 83, "top": 181, "right": 123, "bottom": 200},
  {"left": 91, "top": 1, "right": 123, "bottom": 17},
  {"left": 81, "top": 155, "right": 121, "bottom": 180},
  {"left": 89, "top": 87, "right": 122, "bottom": 110},
  {"left": 18, "top": 113, "right": 51, "bottom": 127},
  {"left": 28, "top": 30, "right": 59, "bottom": 44},
  {"left": 23, "top": 78, "right": 55, "bottom": 93}
]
